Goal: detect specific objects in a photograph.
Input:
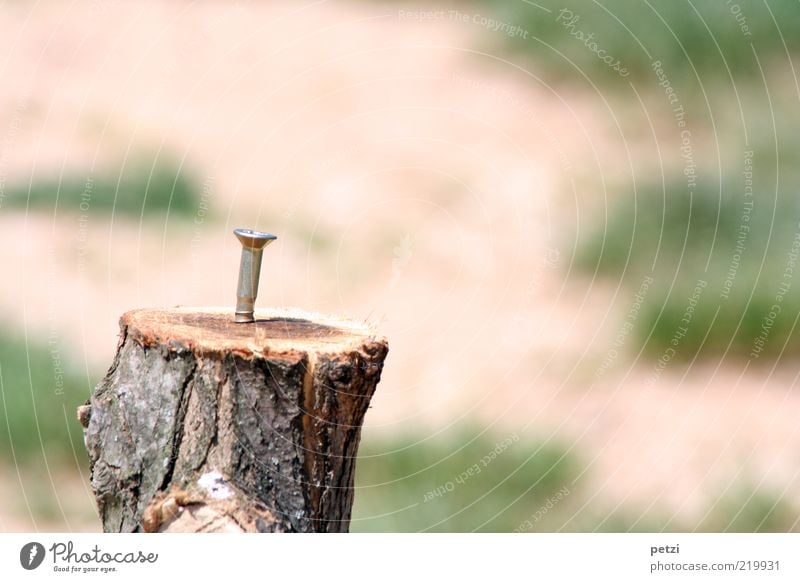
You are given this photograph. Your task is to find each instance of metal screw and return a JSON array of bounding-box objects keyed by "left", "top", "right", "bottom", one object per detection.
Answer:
[{"left": 234, "top": 228, "right": 277, "bottom": 323}]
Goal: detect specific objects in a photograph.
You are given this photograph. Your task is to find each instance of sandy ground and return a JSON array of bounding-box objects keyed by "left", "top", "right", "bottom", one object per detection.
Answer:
[{"left": 1, "top": 0, "right": 800, "bottom": 530}]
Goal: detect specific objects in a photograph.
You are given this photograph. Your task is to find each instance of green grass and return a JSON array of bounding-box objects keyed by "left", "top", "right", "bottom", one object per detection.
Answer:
[
  {"left": 590, "top": 485, "right": 799, "bottom": 532},
  {"left": 575, "top": 145, "right": 800, "bottom": 359},
  {"left": 351, "top": 430, "right": 800, "bottom": 531},
  {"left": 351, "top": 429, "right": 582, "bottom": 532},
  {"left": 483, "top": 0, "right": 800, "bottom": 85},
  {"left": 1, "top": 155, "right": 200, "bottom": 219},
  {"left": 0, "top": 327, "right": 93, "bottom": 467},
  {"left": 699, "top": 483, "right": 799, "bottom": 532}
]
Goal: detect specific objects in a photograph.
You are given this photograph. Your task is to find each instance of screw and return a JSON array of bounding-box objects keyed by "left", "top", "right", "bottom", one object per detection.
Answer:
[{"left": 234, "top": 228, "right": 277, "bottom": 323}]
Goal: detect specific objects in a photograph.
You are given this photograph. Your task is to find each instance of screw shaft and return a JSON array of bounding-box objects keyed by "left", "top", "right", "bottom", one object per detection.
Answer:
[{"left": 235, "top": 247, "right": 263, "bottom": 322}]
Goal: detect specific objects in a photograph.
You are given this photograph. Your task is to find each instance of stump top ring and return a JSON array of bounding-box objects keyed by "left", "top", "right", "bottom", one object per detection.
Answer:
[{"left": 121, "top": 307, "right": 385, "bottom": 358}]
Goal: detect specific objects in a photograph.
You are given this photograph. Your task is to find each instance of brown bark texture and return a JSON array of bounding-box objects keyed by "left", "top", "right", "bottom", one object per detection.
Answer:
[{"left": 80, "top": 308, "right": 388, "bottom": 533}]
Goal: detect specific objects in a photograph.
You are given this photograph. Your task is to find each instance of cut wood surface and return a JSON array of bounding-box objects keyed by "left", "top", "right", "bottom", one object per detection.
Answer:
[{"left": 81, "top": 307, "right": 388, "bottom": 533}]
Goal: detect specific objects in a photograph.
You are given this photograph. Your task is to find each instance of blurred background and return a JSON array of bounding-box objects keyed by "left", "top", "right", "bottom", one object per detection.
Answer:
[{"left": 1, "top": 0, "right": 800, "bottom": 532}]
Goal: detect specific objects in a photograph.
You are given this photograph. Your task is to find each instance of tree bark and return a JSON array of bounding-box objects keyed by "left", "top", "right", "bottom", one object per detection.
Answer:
[{"left": 79, "top": 308, "right": 388, "bottom": 533}]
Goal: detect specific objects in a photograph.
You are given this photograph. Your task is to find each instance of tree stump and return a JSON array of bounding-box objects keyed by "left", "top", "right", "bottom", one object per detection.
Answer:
[{"left": 79, "top": 308, "right": 388, "bottom": 533}]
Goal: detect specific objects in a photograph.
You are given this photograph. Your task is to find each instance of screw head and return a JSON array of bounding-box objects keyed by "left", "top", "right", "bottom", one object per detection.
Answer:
[{"left": 234, "top": 228, "right": 277, "bottom": 249}]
